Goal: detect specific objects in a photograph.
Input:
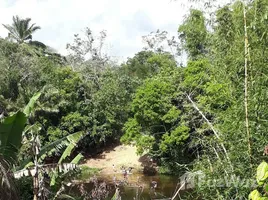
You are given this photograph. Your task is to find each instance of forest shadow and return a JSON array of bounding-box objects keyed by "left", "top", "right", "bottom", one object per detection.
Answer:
[
  {"left": 138, "top": 154, "right": 157, "bottom": 175},
  {"left": 81, "top": 141, "right": 121, "bottom": 161}
]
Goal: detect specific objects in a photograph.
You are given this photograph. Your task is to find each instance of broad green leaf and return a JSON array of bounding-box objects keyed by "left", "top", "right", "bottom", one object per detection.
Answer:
[
  {"left": 0, "top": 111, "right": 26, "bottom": 164},
  {"left": 58, "top": 143, "right": 75, "bottom": 164},
  {"left": 49, "top": 163, "right": 78, "bottom": 186},
  {"left": 58, "top": 131, "right": 86, "bottom": 164},
  {"left": 24, "top": 161, "right": 34, "bottom": 169},
  {"left": 39, "top": 131, "right": 87, "bottom": 162},
  {"left": 38, "top": 137, "right": 68, "bottom": 161},
  {"left": 257, "top": 162, "right": 268, "bottom": 185},
  {"left": 71, "top": 153, "right": 84, "bottom": 164},
  {"left": 23, "top": 92, "right": 41, "bottom": 117},
  {"left": 50, "top": 173, "right": 56, "bottom": 186},
  {"left": 249, "top": 190, "right": 261, "bottom": 200},
  {"left": 265, "top": 184, "right": 268, "bottom": 193}
]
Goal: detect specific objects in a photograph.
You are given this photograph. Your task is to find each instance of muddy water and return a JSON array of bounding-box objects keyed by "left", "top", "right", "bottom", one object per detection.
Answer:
[{"left": 68, "top": 172, "right": 190, "bottom": 200}]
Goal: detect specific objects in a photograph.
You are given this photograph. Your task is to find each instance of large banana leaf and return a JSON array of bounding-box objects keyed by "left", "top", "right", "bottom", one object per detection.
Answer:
[
  {"left": 58, "top": 143, "right": 75, "bottom": 164},
  {"left": 0, "top": 92, "right": 41, "bottom": 199},
  {"left": 19, "top": 131, "right": 87, "bottom": 170},
  {"left": 23, "top": 92, "right": 41, "bottom": 117},
  {"left": 71, "top": 153, "right": 84, "bottom": 164},
  {"left": 14, "top": 163, "right": 78, "bottom": 179},
  {"left": 58, "top": 131, "right": 86, "bottom": 164},
  {"left": 38, "top": 131, "right": 87, "bottom": 162},
  {"left": 0, "top": 111, "right": 26, "bottom": 164}
]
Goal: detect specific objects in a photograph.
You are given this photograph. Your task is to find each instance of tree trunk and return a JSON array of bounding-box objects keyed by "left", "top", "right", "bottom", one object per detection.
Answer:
[{"left": 33, "top": 136, "right": 39, "bottom": 200}]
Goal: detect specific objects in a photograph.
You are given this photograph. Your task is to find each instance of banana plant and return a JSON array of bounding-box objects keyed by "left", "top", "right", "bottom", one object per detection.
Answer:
[
  {"left": 0, "top": 90, "right": 86, "bottom": 200},
  {"left": 15, "top": 125, "right": 87, "bottom": 200},
  {"left": 0, "top": 92, "right": 41, "bottom": 200},
  {"left": 10, "top": 90, "right": 87, "bottom": 200}
]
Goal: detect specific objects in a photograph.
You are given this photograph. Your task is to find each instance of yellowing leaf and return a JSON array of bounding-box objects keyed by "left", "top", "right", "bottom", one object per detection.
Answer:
[
  {"left": 249, "top": 190, "right": 261, "bottom": 200},
  {"left": 257, "top": 162, "right": 268, "bottom": 185}
]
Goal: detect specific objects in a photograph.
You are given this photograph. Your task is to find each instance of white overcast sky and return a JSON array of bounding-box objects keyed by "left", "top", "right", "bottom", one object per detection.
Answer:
[{"left": 0, "top": 0, "right": 230, "bottom": 61}]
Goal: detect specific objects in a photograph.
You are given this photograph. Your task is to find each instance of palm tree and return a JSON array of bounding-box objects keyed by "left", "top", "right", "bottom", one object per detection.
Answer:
[{"left": 2, "top": 15, "right": 41, "bottom": 44}]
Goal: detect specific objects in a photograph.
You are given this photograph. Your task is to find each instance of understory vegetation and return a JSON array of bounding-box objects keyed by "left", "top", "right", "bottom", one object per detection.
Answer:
[{"left": 0, "top": 0, "right": 268, "bottom": 199}]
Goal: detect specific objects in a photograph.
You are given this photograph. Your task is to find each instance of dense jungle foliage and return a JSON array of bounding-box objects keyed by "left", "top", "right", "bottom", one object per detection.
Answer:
[{"left": 0, "top": 0, "right": 268, "bottom": 199}]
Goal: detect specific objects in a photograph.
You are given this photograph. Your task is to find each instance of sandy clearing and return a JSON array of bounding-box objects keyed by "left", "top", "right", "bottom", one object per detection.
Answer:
[{"left": 84, "top": 145, "right": 148, "bottom": 174}]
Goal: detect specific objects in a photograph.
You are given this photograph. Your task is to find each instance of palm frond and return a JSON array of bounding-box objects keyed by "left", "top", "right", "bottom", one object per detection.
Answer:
[
  {"left": 24, "top": 34, "right": 32, "bottom": 41},
  {"left": 24, "top": 18, "right": 31, "bottom": 27},
  {"left": 31, "top": 25, "right": 41, "bottom": 33},
  {"left": 2, "top": 24, "right": 18, "bottom": 41},
  {"left": 2, "top": 24, "right": 13, "bottom": 33},
  {"left": 4, "top": 15, "right": 40, "bottom": 43},
  {"left": 12, "top": 16, "right": 20, "bottom": 33},
  {"left": 15, "top": 16, "right": 24, "bottom": 42}
]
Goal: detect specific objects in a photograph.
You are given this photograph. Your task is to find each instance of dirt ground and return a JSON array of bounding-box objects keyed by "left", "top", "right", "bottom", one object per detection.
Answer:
[{"left": 83, "top": 144, "right": 150, "bottom": 174}]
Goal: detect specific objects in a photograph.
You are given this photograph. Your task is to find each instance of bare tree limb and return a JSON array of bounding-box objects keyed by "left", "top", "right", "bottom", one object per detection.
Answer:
[{"left": 186, "top": 94, "right": 233, "bottom": 171}]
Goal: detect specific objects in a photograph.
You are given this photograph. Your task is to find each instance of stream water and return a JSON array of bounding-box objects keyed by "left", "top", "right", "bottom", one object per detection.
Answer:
[{"left": 68, "top": 172, "right": 190, "bottom": 200}]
